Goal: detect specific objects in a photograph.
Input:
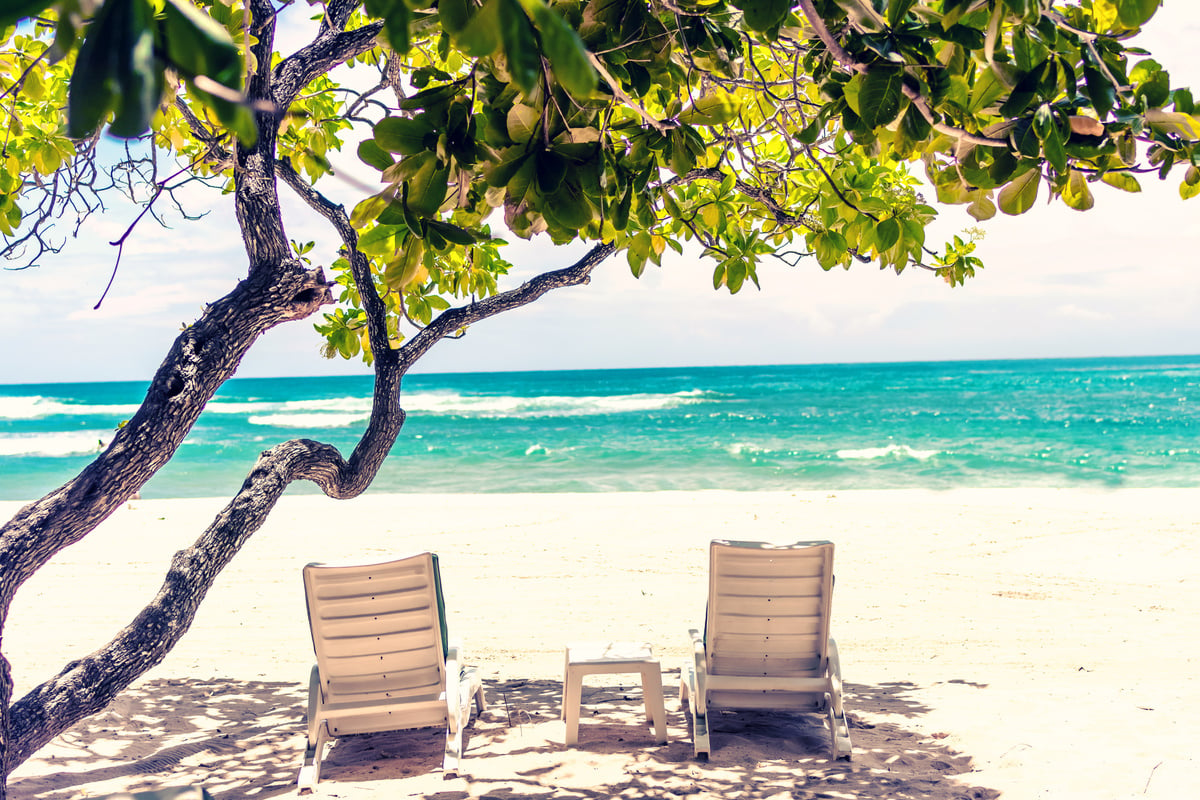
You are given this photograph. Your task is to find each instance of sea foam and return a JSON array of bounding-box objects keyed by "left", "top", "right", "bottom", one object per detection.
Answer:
[
  {"left": 0, "top": 431, "right": 109, "bottom": 457},
  {"left": 0, "top": 396, "right": 139, "bottom": 420},
  {"left": 836, "top": 444, "right": 939, "bottom": 460},
  {"left": 399, "top": 389, "right": 712, "bottom": 417}
]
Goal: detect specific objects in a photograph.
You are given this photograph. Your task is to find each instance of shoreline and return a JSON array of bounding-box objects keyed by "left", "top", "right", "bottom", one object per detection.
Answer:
[{"left": 5, "top": 488, "right": 1198, "bottom": 798}]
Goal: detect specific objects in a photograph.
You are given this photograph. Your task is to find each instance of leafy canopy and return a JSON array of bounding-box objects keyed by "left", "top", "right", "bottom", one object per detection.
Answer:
[{"left": 2, "top": 0, "right": 1196, "bottom": 364}]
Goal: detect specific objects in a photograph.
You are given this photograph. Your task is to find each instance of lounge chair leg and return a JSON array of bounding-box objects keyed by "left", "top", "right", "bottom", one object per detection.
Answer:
[
  {"left": 444, "top": 718, "right": 465, "bottom": 776},
  {"left": 682, "top": 661, "right": 709, "bottom": 758},
  {"left": 828, "top": 702, "right": 852, "bottom": 760},
  {"left": 826, "top": 638, "right": 852, "bottom": 759},
  {"left": 298, "top": 665, "right": 329, "bottom": 792},
  {"left": 474, "top": 683, "right": 487, "bottom": 715},
  {"left": 692, "top": 707, "right": 710, "bottom": 760},
  {"left": 684, "top": 632, "right": 711, "bottom": 759},
  {"left": 298, "top": 723, "right": 328, "bottom": 792}
]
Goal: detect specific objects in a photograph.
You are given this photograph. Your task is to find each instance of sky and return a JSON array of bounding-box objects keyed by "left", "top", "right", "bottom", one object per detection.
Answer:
[{"left": 2, "top": 5, "right": 1200, "bottom": 385}]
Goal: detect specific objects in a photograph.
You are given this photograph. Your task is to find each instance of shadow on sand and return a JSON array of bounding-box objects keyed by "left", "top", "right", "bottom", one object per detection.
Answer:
[{"left": 10, "top": 674, "right": 1000, "bottom": 799}]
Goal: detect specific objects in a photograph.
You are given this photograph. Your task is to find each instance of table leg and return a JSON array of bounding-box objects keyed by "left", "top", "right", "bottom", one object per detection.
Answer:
[
  {"left": 642, "top": 665, "right": 668, "bottom": 744},
  {"left": 563, "top": 666, "right": 583, "bottom": 746}
]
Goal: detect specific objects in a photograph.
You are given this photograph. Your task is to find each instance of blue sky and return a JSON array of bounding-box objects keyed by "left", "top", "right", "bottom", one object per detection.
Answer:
[{"left": 2, "top": 5, "right": 1200, "bottom": 384}]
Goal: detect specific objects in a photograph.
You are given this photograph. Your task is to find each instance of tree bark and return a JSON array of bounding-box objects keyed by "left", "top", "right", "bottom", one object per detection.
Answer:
[{"left": 0, "top": 0, "right": 618, "bottom": 787}]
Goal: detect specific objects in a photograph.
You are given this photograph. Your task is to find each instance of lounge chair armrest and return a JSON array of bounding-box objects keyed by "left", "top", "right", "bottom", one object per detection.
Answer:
[
  {"left": 827, "top": 637, "right": 845, "bottom": 714},
  {"left": 688, "top": 628, "right": 708, "bottom": 714},
  {"left": 446, "top": 640, "right": 463, "bottom": 730},
  {"left": 306, "top": 664, "right": 323, "bottom": 733}
]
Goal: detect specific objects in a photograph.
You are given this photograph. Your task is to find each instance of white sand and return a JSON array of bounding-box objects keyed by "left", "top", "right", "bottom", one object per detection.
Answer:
[{"left": 3, "top": 489, "right": 1197, "bottom": 799}]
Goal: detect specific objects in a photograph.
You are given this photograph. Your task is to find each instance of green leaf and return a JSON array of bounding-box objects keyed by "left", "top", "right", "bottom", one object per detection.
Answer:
[
  {"left": 426, "top": 219, "right": 479, "bottom": 245},
  {"left": 1061, "top": 170, "right": 1095, "bottom": 210},
  {"left": 613, "top": 184, "right": 632, "bottom": 231},
  {"left": 1083, "top": 64, "right": 1117, "bottom": 119},
  {"left": 1117, "top": 0, "right": 1161, "bottom": 28},
  {"left": 0, "top": 0, "right": 53, "bottom": 29},
  {"left": 677, "top": 92, "right": 741, "bottom": 126},
  {"left": 405, "top": 158, "right": 450, "bottom": 217},
  {"left": 507, "top": 104, "right": 540, "bottom": 144},
  {"left": 161, "top": 0, "right": 241, "bottom": 84},
  {"left": 899, "top": 103, "right": 931, "bottom": 142},
  {"left": 1144, "top": 109, "right": 1200, "bottom": 140},
  {"left": 535, "top": 149, "right": 568, "bottom": 194},
  {"left": 499, "top": 0, "right": 541, "bottom": 93},
  {"left": 1174, "top": 88, "right": 1196, "bottom": 114},
  {"left": 67, "top": 0, "right": 121, "bottom": 138},
  {"left": 110, "top": 0, "right": 161, "bottom": 138},
  {"left": 67, "top": 0, "right": 164, "bottom": 139},
  {"left": 524, "top": 0, "right": 597, "bottom": 98},
  {"left": 998, "top": 63, "right": 1044, "bottom": 118},
  {"left": 544, "top": 175, "right": 593, "bottom": 229},
  {"left": 1040, "top": 123, "right": 1068, "bottom": 175},
  {"left": 733, "top": 0, "right": 790, "bottom": 33},
  {"left": 812, "top": 230, "right": 848, "bottom": 268},
  {"left": 887, "top": 0, "right": 918, "bottom": 27},
  {"left": 455, "top": 0, "right": 502, "bottom": 56},
  {"left": 668, "top": 129, "right": 696, "bottom": 176},
  {"left": 858, "top": 67, "right": 905, "bottom": 128},
  {"left": 358, "top": 139, "right": 395, "bottom": 171},
  {"left": 364, "top": 0, "right": 412, "bottom": 52},
  {"left": 997, "top": 168, "right": 1040, "bottom": 215},
  {"left": 874, "top": 217, "right": 900, "bottom": 252},
  {"left": 1181, "top": 176, "right": 1200, "bottom": 200},
  {"left": 968, "top": 67, "right": 1006, "bottom": 113},
  {"left": 486, "top": 148, "right": 531, "bottom": 187},
  {"left": 1100, "top": 172, "right": 1141, "bottom": 193},
  {"left": 377, "top": 197, "right": 411, "bottom": 226},
  {"left": 439, "top": 0, "right": 472, "bottom": 33},
  {"left": 375, "top": 117, "right": 434, "bottom": 154},
  {"left": 160, "top": 0, "right": 255, "bottom": 145},
  {"left": 967, "top": 195, "right": 997, "bottom": 221}
]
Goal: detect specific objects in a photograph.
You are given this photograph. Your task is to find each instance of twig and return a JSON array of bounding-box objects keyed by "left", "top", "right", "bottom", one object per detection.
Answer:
[
  {"left": 588, "top": 54, "right": 674, "bottom": 135},
  {"left": 795, "top": 0, "right": 1008, "bottom": 148}
]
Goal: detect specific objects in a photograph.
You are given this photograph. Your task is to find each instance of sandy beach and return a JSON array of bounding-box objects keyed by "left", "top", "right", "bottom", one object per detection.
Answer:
[{"left": 2, "top": 488, "right": 1197, "bottom": 799}]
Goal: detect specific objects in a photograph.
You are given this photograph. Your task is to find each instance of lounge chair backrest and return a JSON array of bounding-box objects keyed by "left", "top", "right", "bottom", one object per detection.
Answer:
[
  {"left": 303, "top": 552, "right": 448, "bottom": 705},
  {"left": 705, "top": 539, "right": 835, "bottom": 678}
]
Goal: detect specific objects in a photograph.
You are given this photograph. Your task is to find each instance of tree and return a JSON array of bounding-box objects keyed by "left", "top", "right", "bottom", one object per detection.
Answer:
[{"left": 0, "top": 0, "right": 1193, "bottom": 792}]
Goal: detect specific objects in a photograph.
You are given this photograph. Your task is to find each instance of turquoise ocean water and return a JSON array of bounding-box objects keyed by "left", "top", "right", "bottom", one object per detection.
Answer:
[{"left": 3, "top": 355, "right": 1200, "bottom": 501}]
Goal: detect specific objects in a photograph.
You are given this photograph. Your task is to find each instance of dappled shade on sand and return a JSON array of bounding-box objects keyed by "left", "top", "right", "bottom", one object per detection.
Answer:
[{"left": 9, "top": 676, "right": 995, "bottom": 799}]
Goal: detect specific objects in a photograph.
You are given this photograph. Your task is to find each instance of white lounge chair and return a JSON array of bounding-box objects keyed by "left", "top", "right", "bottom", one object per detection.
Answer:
[
  {"left": 681, "top": 539, "right": 851, "bottom": 760},
  {"left": 298, "top": 553, "right": 485, "bottom": 790}
]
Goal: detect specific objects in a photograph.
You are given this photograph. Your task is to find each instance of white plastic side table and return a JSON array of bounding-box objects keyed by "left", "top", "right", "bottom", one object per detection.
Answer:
[{"left": 562, "top": 641, "right": 668, "bottom": 746}]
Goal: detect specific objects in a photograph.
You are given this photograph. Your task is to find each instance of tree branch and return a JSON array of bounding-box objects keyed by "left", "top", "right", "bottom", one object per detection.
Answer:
[
  {"left": 5, "top": 430, "right": 388, "bottom": 769},
  {"left": 398, "top": 243, "right": 616, "bottom": 370},
  {"left": 795, "top": 0, "right": 1009, "bottom": 149},
  {"left": 0, "top": 262, "right": 332, "bottom": 617},
  {"left": 272, "top": 21, "right": 385, "bottom": 113}
]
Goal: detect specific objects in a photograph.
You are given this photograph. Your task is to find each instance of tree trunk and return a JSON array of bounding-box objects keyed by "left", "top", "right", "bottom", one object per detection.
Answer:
[{"left": 0, "top": 1, "right": 615, "bottom": 790}]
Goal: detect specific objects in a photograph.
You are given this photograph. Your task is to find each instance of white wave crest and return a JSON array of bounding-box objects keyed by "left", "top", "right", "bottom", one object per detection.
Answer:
[
  {"left": 206, "top": 396, "right": 375, "bottom": 415},
  {"left": 400, "top": 389, "right": 712, "bottom": 418},
  {"left": 247, "top": 412, "right": 369, "bottom": 428},
  {"left": 727, "top": 442, "right": 771, "bottom": 457},
  {"left": 0, "top": 396, "right": 139, "bottom": 420},
  {"left": 523, "top": 443, "right": 577, "bottom": 456},
  {"left": 0, "top": 431, "right": 109, "bottom": 457},
  {"left": 836, "top": 444, "right": 939, "bottom": 461}
]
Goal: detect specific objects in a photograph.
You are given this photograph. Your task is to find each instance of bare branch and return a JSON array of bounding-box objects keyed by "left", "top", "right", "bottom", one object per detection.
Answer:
[
  {"left": 399, "top": 243, "right": 616, "bottom": 370},
  {"left": 795, "top": 0, "right": 1009, "bottom": 149}
]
